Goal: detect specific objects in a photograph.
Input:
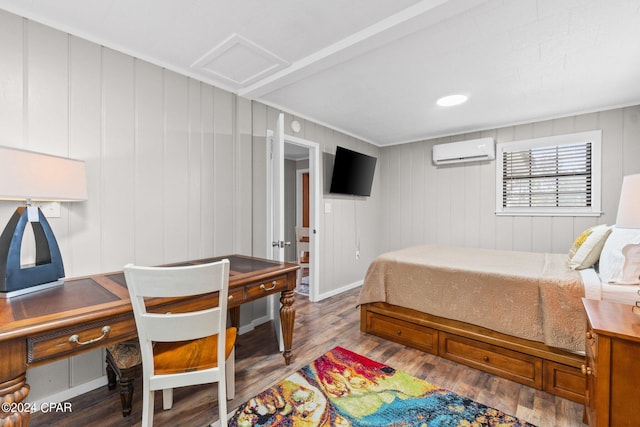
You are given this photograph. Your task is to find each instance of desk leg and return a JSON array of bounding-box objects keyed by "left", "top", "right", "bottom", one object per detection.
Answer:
[
  {"left": 229, "top": 306, "right": 240, "bottom": 329},
  {"left": 279, "top": 289, "right": 296, "bottom": 365},
  {"left": 0, "top": 374, "right": 30, "bottom": 426},
  {"left": 0, "top": 338, "right": 30, "bottom": 426}
]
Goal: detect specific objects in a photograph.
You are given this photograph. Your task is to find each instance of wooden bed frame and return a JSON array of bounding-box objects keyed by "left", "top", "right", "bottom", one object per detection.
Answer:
[{"left": 361, "top": 301, "right": 586, "bottom": 403}]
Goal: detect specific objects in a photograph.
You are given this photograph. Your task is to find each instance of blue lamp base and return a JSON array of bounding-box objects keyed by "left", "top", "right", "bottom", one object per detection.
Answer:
[{"left": 0, "top": 206, "right": 65, "bottom": 298}]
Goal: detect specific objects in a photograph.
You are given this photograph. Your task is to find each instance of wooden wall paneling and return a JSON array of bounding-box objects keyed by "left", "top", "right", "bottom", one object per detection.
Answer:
[
  {"left": 251, "top": 101, "right": 268, "bottom": 259},
  {"left": 399, "top": 144, "right": 414, "bottom": 248},
  {"left": 22, "top": 22, "right": 75, "bottom": 403},
  {"left": 478, "top": 129, "right": 497, "bottom": 249},
  {"left": 68, "top": 36, "right": 102, "bottom": 277},
  {"left": 100, "top": 48, "right": 135, "bottom": 272},
  {"left": 200, "top": 85, "right": 215, "bottom": 256},
  {"left": 492, "top": 127, "right": 514, "bottom": 250},
  {"left": 607, "top": 115, "right": 627, "bottom": 225},
  {"left": 531, "top": 217, "right": 552, "bottom": 253},
  {"left": 27, "top": 22, "right": 70, "bottom": 269},
  {"left": 188, "top": 79, "right": 203, "bottom": 260},
  {"left": 550, "top": 217, "right": 575, "bottom": 253},
  {"left": 449, "top": 159, "right": 467, "bottom": 247},
  {"left": 0, "top": 10, "right": 23, "bottom": 145},
  {"left": 410, "top": 142, "right": 426, "bottom": 246},
  {"left": 162, "top": 70, "right": 190, "bottom": 263},
  {"left": 384, "top": 146, "right": 401, "bottom": 250},
  {"left": 213, "top": 88, "right": 234, "bottom": 255},
  {"left": 423, "top": 141, "right": 438, "bottom": 245},
  {"left": 462, "top": 143, "right": 482, "bottom": 249},
  {"left": 27, "top": 21, "right": 68, "bottom": 155},
  {"left": 69, "top": 350, "right": 104, "bottom": 388},
  {"left": 235, "top": 96, "right": 253, "bottom": 255},
  {"left": 622, "top": 106, "right": 640, "bottom": 177},
  {"left": 599, "top": 108, "right": 625, "bottom": 225},
  {"left": 434, "top": 145, "right": 453, "bottom": 245},
  {"left": 133, "top": 60, "right": 164, "bottom": 266}
]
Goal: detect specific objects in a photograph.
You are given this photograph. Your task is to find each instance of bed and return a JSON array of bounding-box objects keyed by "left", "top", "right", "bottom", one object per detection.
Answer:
[{"left": 358, "top": 235, "right": 640, "bottom": 404}]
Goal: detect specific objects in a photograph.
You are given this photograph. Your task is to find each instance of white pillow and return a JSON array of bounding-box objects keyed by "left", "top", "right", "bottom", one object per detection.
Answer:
[
  {"left": 568, "top": 224, "right": 612, "bottom": 270},
  {"left": 598, "top": 227, "right": 640, "bottom": 284}
]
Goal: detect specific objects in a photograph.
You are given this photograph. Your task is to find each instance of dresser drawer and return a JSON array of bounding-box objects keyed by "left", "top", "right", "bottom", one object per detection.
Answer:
[
  {"left": 246, "top": 277, "right": 288, "bottom": 299},
  {"left": 543, "top": 360, "right": 585, "bottom": 403},
  {"left": 365, "top": 311, "right": 438, "bottom": 354},
  {"left": 439, "top": 332, "right": 542, "bottom": 389},
  {"left": 27, "top": 315, "right": 136, "bottom": 365}
]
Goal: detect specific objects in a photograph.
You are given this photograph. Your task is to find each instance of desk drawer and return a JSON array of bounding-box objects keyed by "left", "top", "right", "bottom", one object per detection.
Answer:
[
  {"left": 227, "top": 287, "right": 246, "bottom": 306},
  {"left": 28, "top": 315, "right": 135, "bottom": 365},
  {"left": 246, "top": 277, "right": 287, "bottom": 299}
]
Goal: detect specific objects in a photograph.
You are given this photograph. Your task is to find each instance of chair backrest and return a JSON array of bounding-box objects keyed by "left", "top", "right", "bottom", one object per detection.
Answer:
[
  {"left": 124, "top": 260, "right": 230, "bottom": 375},
  {"left": 294, "top": 227, "right": 310, "bottom": 260},
  {"left": 294, "top": 226, "right": 309, "bottom": 242}
]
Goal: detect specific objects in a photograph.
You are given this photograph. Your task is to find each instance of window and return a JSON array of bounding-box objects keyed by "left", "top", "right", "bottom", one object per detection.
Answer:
[{"left": 496, "top": 130, "right": 601, "bottom": 216}]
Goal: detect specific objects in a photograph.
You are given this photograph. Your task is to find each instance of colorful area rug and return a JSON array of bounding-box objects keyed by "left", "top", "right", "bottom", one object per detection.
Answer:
[{"left": 229, "top": 346, "right": 535, "bottom": 426}]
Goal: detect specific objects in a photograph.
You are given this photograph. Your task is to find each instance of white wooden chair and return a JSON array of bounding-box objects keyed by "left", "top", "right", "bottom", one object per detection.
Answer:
[
  {"left": 294, "top": 226, "right": 310, "bottom": 285},
  {"left": 124, "top": 259, "right": 236, "bottom": 427}
]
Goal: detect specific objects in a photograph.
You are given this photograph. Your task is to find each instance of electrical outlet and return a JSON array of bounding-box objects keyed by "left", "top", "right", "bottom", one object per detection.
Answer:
[
  {"left": 355, "top": 250, "right": 360, "bottom": 260},
  {"left": 38, "top": 202, "right": 61, "bottom": 218}
]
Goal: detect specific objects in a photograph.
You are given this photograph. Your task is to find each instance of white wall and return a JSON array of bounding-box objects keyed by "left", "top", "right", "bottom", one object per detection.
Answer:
[
  {"left": 0, "top": 10, "right": 252, "bottom": 402},
  {"left": 380, "top": 106, "right": 640, "bottom": 254}
]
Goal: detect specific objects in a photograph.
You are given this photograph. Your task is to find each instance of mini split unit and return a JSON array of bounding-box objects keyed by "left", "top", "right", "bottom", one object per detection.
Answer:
[{"left": 432, "top": 137, "right": 495, "bottom": 165}]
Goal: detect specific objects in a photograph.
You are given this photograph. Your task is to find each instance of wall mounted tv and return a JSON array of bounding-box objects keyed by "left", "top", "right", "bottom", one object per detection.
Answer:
[{"left": 329, "top": 146, "right": 377, "bottom": 197}]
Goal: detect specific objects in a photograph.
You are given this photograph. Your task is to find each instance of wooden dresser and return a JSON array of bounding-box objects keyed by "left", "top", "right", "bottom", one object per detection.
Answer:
[{"left": 582, "top": 298, "right": 640, "bottom": 427}]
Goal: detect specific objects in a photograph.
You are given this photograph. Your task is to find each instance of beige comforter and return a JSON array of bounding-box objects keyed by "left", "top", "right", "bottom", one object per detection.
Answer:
[{"left": 358, "top": 245, "right": 585, "bottom": 352}]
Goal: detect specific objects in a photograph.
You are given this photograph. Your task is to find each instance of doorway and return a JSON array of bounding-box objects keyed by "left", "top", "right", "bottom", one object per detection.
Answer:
[
  {"left": 266, "top": 113, "right": 320, "bottom": 304},
  {"left": 283, "top": 137, "right": 319, "bottom": 302}
]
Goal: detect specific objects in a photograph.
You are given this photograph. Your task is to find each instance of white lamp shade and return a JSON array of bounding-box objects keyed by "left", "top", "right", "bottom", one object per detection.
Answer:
[
  {"left": 616, "top": 174, "right": 640, "bottom": 228},
  {"left": 0, "top": 146, "right": 87, "bottom": 202}
]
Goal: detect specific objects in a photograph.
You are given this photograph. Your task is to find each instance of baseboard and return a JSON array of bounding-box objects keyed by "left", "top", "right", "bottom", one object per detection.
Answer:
[
  {"left": 28, "top": 376, "right": 108, "bottom": 413},
  {"left": 238, "top": 314, "right": 271, "bottom": 335},
  {"left": 315, "top": 280, "right": 362, "bottom": 302}
]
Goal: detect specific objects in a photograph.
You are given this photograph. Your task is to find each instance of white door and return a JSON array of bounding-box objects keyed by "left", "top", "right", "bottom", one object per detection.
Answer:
[
  {"left": 270, "top": 113, "right": 286, "bottom": 261},
  {"left": 268, "top": 113, "right": 286, "bottom": 351}
]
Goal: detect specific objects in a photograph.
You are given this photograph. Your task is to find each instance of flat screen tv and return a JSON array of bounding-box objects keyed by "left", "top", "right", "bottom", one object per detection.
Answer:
[{"left": 329, "top": 146, "right": 377, "bottom": 196}]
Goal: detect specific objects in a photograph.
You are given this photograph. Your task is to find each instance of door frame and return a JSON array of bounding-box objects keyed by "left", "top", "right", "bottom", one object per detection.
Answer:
[
  {"left": 266, "top": 129, "right": 320, "bottom": 303},
  {"left": 284, "top": 134, "right": 320, "bottom": 302}
]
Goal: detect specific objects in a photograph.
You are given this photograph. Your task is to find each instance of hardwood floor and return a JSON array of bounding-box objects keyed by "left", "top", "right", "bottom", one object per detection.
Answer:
[{"left": 30, "top": 287, "right": 586, "bottom": 426}]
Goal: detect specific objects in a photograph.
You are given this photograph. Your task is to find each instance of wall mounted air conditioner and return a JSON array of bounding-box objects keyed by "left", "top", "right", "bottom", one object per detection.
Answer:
[{"left": 432, "top": 137, "right": 495, "bottom": 165}]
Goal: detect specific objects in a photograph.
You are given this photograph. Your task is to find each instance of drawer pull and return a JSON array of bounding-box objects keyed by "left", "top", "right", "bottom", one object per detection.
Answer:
[
  {"left": 586, "top": 331, "right": 593, "bottom": 340},
  {"left": 228, "top": 294, "right": 234, "bottom": 300},
  {"left": 69, "top": 326, "right": 111, "bottom": 346},
  {"left": 396, "top": 330, "right": 402, "bottom": 336},
  {"left": 581, "top": 364, "right": 593, "bottom": 376},
  {"left": 483, "top": 356, "right": 490, "bottom": 362},
  {"left": 260, "top": 281, "right": 278, "bottom": 291}
]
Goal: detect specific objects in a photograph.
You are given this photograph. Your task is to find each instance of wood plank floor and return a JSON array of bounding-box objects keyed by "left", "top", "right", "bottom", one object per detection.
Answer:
[{"left": 30, "top": 287, "right": 586, "bottom": 426}]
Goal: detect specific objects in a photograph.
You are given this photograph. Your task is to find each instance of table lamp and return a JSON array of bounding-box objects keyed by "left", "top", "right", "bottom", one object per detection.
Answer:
[
  {"left": 616, "top": 174, "right": 640, "bottom": 229},
  {"left": 615, "top": 174, "right": 640, "bottom": 315},
  {"left": 0, "top": 146, "right": 87, "bottom": 298}
]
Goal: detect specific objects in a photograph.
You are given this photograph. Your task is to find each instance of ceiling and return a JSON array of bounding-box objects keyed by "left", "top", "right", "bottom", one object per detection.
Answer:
[{"left": 1, "top": 0, "right": 640, "bottom": 146}]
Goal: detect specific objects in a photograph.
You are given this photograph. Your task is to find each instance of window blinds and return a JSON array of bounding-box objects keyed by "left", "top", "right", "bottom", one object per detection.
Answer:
[{"left": 502, "top": 142, "right": 592, "bottom": 208}]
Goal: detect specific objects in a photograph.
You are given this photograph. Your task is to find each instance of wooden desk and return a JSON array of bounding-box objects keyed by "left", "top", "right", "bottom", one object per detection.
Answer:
[{"left": 0, "top": 255, "right": 299, "bottom": 426}]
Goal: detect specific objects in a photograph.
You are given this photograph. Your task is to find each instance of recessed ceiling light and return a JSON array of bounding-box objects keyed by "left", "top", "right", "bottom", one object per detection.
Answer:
[{"left": 436, "top": 94, "right": 468, "bottom": 107}]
